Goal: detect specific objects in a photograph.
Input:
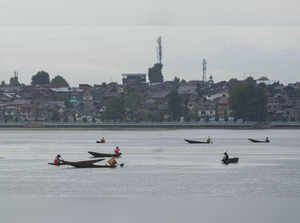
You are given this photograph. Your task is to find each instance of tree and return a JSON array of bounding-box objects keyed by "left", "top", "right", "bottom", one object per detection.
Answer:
[
  {"left": 173, "top": 76, "right": 180, "bottom": 83},
  {"left": 196, "top": 83, "right": 205, "bottom": 96},
  {"left": 124, "top": 92, "right": 142, "bottom": 121},
  {"left": 173, "top": 76, "right": 181, "bottom": 88},
  {"left": 1, "top": 81, "right": 5, "bottom": 86},
  {"left": 103, "top": 96, "right": 125, "bottom": 121},
  {"left": 51, "top": 75, "right": 69, "bottom": 88},
  {"left": 9, "top": 77, "right": 20, "bottom": 87},
  {"left": 182, "top": 96, "right": 191, "bottom": 122},
  {"left": 168, "top": 89, "right": 183, "bottom": 121},
  {"left": 229, "top": 79, "right": 267, "bottom": 122},
  {"left": 31, "top": 71, "right": 50, "bottom": 86}
]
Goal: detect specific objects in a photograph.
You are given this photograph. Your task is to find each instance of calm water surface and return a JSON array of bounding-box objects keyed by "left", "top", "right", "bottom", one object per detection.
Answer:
[{"left": 0, "top": 129, "right": 300, "bottom": 222}]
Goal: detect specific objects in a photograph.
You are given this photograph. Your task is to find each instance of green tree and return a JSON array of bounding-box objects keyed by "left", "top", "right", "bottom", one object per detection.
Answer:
[
  {"left": 1, "top": 80, "right": 5, "bottom": 86},
  {"left": 173, "top": 76, "right": 181, "bottom": 88},
  {"left": 51, "top": 75, "right": 69, "bottom": 88},
  {"left": 9, "top": 77, "right": 20, "bottom": 87},
  {"left": 124, "top": 92, "right": 142, "bottom": 121},
  {"left": 168, "top": 89, "right": 183, "bottom": 121},
  {"left": 31, "top": 71, "right": 50, "bottom": 86},
  {"left": 183, "top": 97, "right": 191, "bottom": 122},
  {"left": 196, "top": 83, "right": 205, "bottom": 96},
  {"left": 229, "top": 79, "right": 267, "bottom": 122},
  {"left": 103, "top": 96, "right": 125, "bottom": 121}
]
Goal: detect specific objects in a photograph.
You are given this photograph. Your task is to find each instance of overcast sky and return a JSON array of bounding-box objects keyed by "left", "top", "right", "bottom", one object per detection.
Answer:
[{"left": 0, "top": 0, "right": 299, "bottom": 86}]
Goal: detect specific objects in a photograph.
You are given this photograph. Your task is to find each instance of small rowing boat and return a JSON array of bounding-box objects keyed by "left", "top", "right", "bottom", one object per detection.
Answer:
[
  {"left": 48, "top": 162, "right": 66, "bottom": 166},
  {"left": 184, "top": 139, "right": 211, "bottom": 144},
  {"left": 248, "top": 138, "right": 269, "bottom": 143},
  {"left": 222, "top": 157, "right": 239, "bottom": 165},
  {"left": 88, "top": 151, "right": 122, "bottom": 158},
  {"left": 48, "top": 159, "right": 105, "bottom": 168}
]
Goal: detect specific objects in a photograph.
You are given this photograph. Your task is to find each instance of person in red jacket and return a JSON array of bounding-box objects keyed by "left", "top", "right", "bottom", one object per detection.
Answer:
[
  {"left": 53, "top": 154, "right": 62, "bottom": 165},
  {"left": 100, "top": 137, "right": 105, "bottom": 143},
  {"left": 114, "top": 146, "right": 120, "bottom": 155},
  {"left": 265, "top": 137, "right": 270, "bottom": 143}
]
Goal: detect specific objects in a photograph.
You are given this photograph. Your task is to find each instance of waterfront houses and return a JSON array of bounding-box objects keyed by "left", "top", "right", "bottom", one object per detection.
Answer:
[{"left": 1, "top": 73, "right": 300, "bottom": 123}]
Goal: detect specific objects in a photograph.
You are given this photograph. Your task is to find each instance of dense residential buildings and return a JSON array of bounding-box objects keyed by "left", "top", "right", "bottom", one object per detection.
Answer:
[{"left": 0, "top": 72, "right": 300, "bottom": 123}]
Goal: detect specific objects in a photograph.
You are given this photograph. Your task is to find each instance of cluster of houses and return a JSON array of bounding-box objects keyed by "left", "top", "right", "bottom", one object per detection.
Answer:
[{"left": 0, "top": 73, "right": 300, "bottom": 123}]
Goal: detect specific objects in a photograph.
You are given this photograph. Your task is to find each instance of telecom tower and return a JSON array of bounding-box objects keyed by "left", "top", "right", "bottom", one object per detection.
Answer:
[
  {"left": 148, "top": 36, "right": 164, "bottom": 83},
  {"left": 157, "top": 36, "right": 162, "bottom": 64},
  {"left": 202, "top": 58, "right": 207, "bottom": 82}
]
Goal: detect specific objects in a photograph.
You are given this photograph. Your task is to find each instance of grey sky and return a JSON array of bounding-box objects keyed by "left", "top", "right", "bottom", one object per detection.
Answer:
[{"left": 0, "top": 1, "right": 299, "bottom": 86}]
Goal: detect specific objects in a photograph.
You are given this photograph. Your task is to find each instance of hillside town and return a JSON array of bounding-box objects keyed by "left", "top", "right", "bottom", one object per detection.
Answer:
[{"left": 0, "top": 69, "right": 300, "bottom": 125}]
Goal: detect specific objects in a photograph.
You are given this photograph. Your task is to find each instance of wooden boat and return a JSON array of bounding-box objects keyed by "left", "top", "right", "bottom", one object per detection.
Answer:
[
  {"left": 60, "top": 158, "right": 107, "bottom": 168},
  {"left": 222, "top": 157, "right": 239, "bottom": 165},
  {"left": 248, "top": 138, "right": 269, "bottom": 143},
  {"left": 184, "top": 139, "right": 211, "bottom": 144},
  {"left": 48, "top": 162, "right": 67, "bottom": 166},
  {"left": 49, "top": 159, "right": 104, "bottom": 167},
  {"left": 96, "top": 140, "right": 105, "bottom": 143},
  {"left": 63, "top": 161, "right": 116, "bottom": 168},
  {"left": 88, "top": 151, "right": 122, "bottom": 158}
]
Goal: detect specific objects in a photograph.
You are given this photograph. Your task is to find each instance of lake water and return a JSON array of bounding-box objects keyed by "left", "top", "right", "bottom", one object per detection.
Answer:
[{"left": 1, "top": 129, "right": 300, "bottom": 222}]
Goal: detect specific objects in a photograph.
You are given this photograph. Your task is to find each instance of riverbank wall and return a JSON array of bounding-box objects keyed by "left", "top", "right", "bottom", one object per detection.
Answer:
[{"left": 0, "top": 122, "right": 300, "bottom": 129}]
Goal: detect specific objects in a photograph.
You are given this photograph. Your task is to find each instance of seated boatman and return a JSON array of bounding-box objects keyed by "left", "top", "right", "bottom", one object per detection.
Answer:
[
  {"left": 100, "top": 137, "right": 105, "bottom": 143},
  {"left": 114, "top": 146, "right": 121, "bottom": 155},
  {"left": 53, "top": 154, "right": 63, "bottom": 165},
  {"left": 222, "top": 152, "right": 229, "bottom": 162},
  {"left": 265, "top": 136, "right": 270, "bottom": 143},
  {"left": 207, "top": 136, "right": 211, "bottom": 143}
]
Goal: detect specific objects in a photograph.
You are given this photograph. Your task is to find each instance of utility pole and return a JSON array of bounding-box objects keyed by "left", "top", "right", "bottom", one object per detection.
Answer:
[
  {"left": 202, "top": 58, "right": 207, "bottom": 82},
  {"left": 157, "top": 36, "right": 162, "bottom": 64}
]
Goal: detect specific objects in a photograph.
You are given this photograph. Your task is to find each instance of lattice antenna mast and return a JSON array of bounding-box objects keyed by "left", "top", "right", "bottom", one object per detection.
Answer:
[
  {"left": 157, "top": 36, "right": 162, "bottom": 64},
  {"left": 202, "top": 59, "right": 207, "bottom": 82}
]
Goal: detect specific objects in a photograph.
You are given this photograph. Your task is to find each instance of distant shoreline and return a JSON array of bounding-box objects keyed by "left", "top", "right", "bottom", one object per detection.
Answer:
[{"left": 0, "top": 122, "right": 300, "bottom": 130}]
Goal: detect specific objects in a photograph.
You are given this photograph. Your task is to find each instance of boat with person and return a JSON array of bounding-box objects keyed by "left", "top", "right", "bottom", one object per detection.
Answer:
[
  {"left": 48, "top": 162, "right": 67, "bottom": 166},
  {"left": 96, "top": 141, "right": 105, "bottom": 143},
  {"left": 96, "top": 137, "right": 106, "bottom": 143},
  {"left": 184, "top": 139, "right": 212, "bottom": 144},
  {"left": 63, "top": 160, "right": 116, "bottom": 168},
  {"left": 88, "top": 151, "right": 122, "bottom": 158},
  {"left": 49, "top": 158, "right": 105, "bottom": 167},
  {"left": 222, "top": 157, "right": 239, "bottom": 165},
  {"left": 248, "top": 138, "right": 270, "bottom": 143}
]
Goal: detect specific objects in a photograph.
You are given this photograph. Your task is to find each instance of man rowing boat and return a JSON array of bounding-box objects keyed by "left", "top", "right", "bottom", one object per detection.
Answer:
[
  {"left": 222, "top": 152, "right": 229, "bottom": 162},
  {"left": 114, "top": 146, "right": 121, "bottom": 155},
  {"left": 207, "top": 136, "right": 211, "bottom": 143},
  {"left": 53, "top": 154, "right": 63, "bottom": 165},
  {"left": 100, "top": 137, "right": 105, "bottom": 143}
]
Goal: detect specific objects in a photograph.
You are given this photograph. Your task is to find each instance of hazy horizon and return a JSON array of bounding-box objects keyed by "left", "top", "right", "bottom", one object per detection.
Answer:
[{"left": 0, "top": 1, "right": 299, "bottom": 86}]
